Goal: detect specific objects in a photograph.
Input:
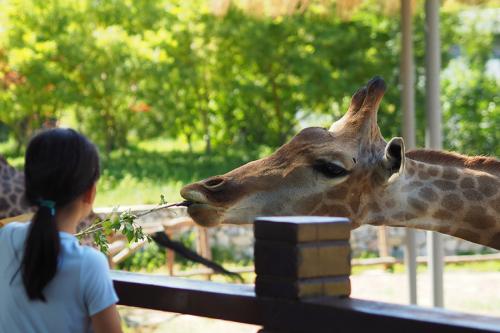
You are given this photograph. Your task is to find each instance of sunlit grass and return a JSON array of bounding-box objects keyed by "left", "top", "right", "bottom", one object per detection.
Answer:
[
  {"left": 1, "top": 136, "right": 259, "bottom": 206},
  {"left": 93, "top": 137, "right": 265, "bottom": 206},
  {"left": 352, "top": 260, "right": 500, "bottom": 275},
  {"left": 121, "top": 260, "right": 500, "bottom": 286},
  {"left": 95, "top": 176, "right": 185, "bottom": 206}
]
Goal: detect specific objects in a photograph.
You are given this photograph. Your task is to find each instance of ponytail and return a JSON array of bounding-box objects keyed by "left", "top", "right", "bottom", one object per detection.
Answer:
[
  {"left": 21, "top": 205, "right": 60, "bottom": 301},
  {"left": 21, "top": 128, "right": 100, "bottom": 302}
]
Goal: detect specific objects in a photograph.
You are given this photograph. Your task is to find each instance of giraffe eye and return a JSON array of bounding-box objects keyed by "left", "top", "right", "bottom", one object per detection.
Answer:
[{"left": 313, "top": 161, "right": 349, "bottom": 178}]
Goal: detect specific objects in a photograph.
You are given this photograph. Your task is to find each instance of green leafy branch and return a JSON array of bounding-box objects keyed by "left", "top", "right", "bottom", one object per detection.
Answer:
[{"left": 75, "top": 195, "right": 189, "bottom": 253}]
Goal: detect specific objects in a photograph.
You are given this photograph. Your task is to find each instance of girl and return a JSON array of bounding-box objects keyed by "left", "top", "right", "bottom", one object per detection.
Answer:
[{"left": 0, "top": 128, "right": 122, "bottom": 333}]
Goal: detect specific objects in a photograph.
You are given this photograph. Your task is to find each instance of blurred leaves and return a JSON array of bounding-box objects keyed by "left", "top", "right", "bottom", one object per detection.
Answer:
[
  {"left": 77, "top": 208, "right": 151, "bottom": 253},
  {"left": 0, "top": 0, "right": 498, "bottom": 156}
]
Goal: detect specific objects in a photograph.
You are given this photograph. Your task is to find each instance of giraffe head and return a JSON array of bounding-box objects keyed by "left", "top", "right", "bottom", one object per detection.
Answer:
[{"left": 181, "top": 77, "right": 405, "bottom": 227}]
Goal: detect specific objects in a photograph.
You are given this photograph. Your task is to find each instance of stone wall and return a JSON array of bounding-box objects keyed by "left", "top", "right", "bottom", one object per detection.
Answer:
[
  {"left": 349, "top": 225, "right": 494, "bottom": 257},
  {"left": 125, "top": 207, "right": 495, "bottom": 259},
  {"left": 205, "top": 224, "right": 495, "bottom": 260}
]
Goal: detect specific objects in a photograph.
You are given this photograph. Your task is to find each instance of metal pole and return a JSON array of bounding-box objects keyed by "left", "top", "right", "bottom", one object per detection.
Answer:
[
  {"left": 401, "top": 0, "right": 417, "bottom": 306},
  {"left": 425, "top": 0, "right": 444, "bottom": 308}
]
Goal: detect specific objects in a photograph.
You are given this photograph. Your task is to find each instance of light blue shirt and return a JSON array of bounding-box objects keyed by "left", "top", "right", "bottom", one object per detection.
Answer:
[{"left": 0, "top": 222, "right": 119, "bottom": 333}]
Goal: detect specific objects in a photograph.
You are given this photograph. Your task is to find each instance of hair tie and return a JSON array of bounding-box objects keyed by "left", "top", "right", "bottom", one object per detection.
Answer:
[{"left": 37, "top": 199, "right": 56, "bottom": 216}]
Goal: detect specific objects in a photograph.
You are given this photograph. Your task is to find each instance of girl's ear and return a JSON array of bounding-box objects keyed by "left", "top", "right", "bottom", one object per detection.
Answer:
[{"left": 82, "top": 183, "right": 97, "bottom": 205}]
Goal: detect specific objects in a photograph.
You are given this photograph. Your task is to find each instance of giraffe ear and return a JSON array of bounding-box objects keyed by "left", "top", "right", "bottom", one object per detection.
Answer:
[{"left": 383, "top": 137, "right": 405, "bottom": 175}]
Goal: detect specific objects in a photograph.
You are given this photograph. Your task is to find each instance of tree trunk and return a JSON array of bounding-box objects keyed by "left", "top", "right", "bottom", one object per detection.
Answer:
[{"left": 186, "top": 132, "right": 193, "bottom": 155}]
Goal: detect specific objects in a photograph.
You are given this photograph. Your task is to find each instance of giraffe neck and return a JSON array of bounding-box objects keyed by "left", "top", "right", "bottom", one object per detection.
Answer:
[
  {"left": 365, "top": 154, "right": 500, "bottom": 249},
  {"left": 0, "top": 157, "right": 30, "bottom": 219}
]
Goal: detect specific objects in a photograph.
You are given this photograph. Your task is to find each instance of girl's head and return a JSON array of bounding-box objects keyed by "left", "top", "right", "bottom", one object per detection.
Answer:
[{"left": 22, "top": 128, "right": 100, "bottom": 301}]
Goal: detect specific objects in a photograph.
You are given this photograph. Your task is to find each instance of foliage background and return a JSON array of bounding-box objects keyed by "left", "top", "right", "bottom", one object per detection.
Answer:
[{"left": 0, "top": 0, "right": 498, "bottom": 206}]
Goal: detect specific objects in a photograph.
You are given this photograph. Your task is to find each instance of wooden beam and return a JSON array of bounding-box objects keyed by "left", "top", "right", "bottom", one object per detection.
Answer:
[
  {"left": 0, "top": 213, "right": 33, "bottom": 227},
  {"left": 112, "top": 271, "right": 500, "bottom": 333}
]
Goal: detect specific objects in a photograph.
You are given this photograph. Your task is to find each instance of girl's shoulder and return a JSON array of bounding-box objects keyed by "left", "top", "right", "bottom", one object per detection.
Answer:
[
  {"left": 79, "top": 245, "right": 109, "bottom": 270},
  {"left": 0, "top": 222, "right": 30, "bottom": 263},
  {"left": 0, "top": 221, "right": 29, "bottom": 233},
  {"left": 0, "top": 222, "right": 29, "bottom": 244}
]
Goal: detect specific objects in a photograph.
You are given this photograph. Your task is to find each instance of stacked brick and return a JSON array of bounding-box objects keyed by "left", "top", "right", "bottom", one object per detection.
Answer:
[{"left": 254, "top": 216, "right": 352, "bottom": 299}]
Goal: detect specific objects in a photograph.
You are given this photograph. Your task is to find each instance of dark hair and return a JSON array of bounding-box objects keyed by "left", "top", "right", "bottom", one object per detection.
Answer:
[{"left": 21, "top": 128, "right": 100, "bottom": 301}]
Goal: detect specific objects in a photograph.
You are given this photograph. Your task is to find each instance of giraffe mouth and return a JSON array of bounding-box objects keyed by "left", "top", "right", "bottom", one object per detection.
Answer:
[
  {"left": 185, "top": 203, "right": 223, "bottom": 227},
  {"left": 180, "top": 189, "right": 209, "bottom": 205},
  {"left": 177, "top": 200, "right": 194, "bottom": 207},
  {"left": 180, "top": 189, "right": 224, "bottom": 226}
]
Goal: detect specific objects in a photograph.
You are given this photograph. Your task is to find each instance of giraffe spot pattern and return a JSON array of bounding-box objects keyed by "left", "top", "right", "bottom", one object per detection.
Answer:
[
  {"left": 8, "top": 194, "right": 17, "bottom": 205},
  {"left": 385, "top": 199, "right": 396, "bottom": 209},
  {"left": 297, "top": 193, "right": 324, "bottom": 214},
  {"left": 368, "top": 216, "right": 386, "bottom": 226},
  {"left": 391, "top": 212, "right": 406, "bottom": 221},
  {"left": 0, "top": 198, "right": 9, "bottom": 211},
  {"left": 315, "top": 203, "right": 336, "bottom": 216},
  {"left": 439, "top": 226, "right": 451, "bottom": 234},
  {"left": 326, "top": 186, "right": 348, "bottom": 200},
  {"left": 433, "top": 180, "right": 457, "bottom": 191},
  {"left": 348, "top": 193, "right": 361, "bottom": 212},
  {"left": 371, "top": 170, "right": 385, "bottom": 185},
  {"left": 408, "top": 197, "right": 428, "bottom": 212},
  {"left": 406, "top": 167, "right": 416, "bottom": 177},
  {"left": 18, "top": 194, "right": 28, "bottom": 206},
  {"left": 327, "top": 204, "right": 351, "bottom": 217},
  {"left": 401, "top": 181, "right": 423, "bottom": 192},
  {"left": 418, "top": 170, "right": 431, "bottom": 180},
  {"left": 442, "top": 168, "right": 460, "bottom": 180},
  {"left": 2, "top": 182, "right": 11, "bottom": 194},
  {"left": 262, "top": 200, "right": 286, "bottom": 215},
  {"left": 459, "top": 177, "right": 475, "bottom": 189},
  {"left": 441, "top": 193, "right": 463, "bottom": 211},
  {"left": 463, "top": 206, "right": 496, "bottom": 229},
  {"left": 367, "top": 202, "right": 381, "bottom": 213},
  {"left": 477, "top": 175, "right": 498, "bottom": 197},
  {"left": 418, "top": 187, "right": 438, "bottom": 201},
  {"left": 427, "top": 166, "right": 440, "bottom": 177},
  {"left": 492, "top": 197, "right": 500, "bottom": 214},
  {"left": 433, "top": 209, "right": 454, "bottom": 220},
  {"left": 455, "top": 228, "right": 481, "bottom": 244},
  {"left": 463, "top": 189, "right": 483, "bottom": 201},
  {"left": 391, "top": 212, "right": 417, "bottom": 221},
  {"left": 488, "top": 232, "right": 500, "bottom": 249}
]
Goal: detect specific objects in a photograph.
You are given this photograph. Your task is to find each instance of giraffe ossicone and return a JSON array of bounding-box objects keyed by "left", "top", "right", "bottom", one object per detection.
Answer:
[{"left": 181, "top": 77, "right": 500, "bottom": 249}]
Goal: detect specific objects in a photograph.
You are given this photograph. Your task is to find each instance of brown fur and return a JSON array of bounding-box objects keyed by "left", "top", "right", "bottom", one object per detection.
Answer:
[
  {"left": 406, "top": 149, "right": 500, "bottom": 175},
  {"left": 180, "top": 78, "right": 500, "bottom": 250}
]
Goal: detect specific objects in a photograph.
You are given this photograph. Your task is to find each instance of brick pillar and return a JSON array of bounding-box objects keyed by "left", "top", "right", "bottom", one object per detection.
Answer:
[{"left": 254, "top": 216, "right": 352, "bottom": 300}]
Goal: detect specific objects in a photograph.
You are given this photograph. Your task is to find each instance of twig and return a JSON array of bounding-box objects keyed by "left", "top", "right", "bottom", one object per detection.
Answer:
[
  {"left": 135, "top": 201, "right": 191, "bottom": 218},
  {"left": 75, "top": 201, "right": 191, "bottom": 239}
]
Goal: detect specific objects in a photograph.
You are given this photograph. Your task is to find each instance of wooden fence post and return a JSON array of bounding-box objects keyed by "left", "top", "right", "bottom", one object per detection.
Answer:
[{"left": 254, "top": 216, "right": 352, "bottom": 332}]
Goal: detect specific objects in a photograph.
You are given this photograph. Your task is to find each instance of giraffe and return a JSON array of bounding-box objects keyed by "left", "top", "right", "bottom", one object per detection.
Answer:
[
  {"left": 180, "top": 77, "right": 500, "bottom": 250},
  {"left": 0, "top": 154, "right": 96, "bottom": 244},
  {"left": 0, "top": 155, "right": 31, "bottom": 220}
]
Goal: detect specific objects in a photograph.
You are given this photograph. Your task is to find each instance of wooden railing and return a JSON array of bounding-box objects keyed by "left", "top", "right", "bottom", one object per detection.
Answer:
[{"left": 111, "top": 216, "right": 500, "bottom": 333}]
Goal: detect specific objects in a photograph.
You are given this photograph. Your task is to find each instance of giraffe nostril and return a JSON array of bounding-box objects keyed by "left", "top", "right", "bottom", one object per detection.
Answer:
[{"left": 202, "top": 177, "right": 226, "bottom": 190}]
